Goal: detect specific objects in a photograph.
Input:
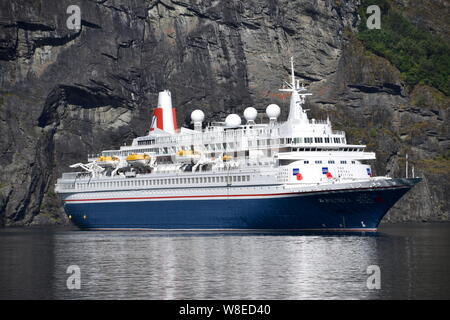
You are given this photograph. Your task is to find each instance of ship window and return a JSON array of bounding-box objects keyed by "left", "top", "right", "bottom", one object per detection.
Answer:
[
  {"left": 325, "top": 137, "right": 330, "bottom": 143},
  {"left": 315, "top": 160, "right": 322, "bottom": 164},
  {"left": 304, "top": 160, "right": 309, "bottom": 164},
  {"left": 328, "top": 160, "right": 335, "bottom": 164},
  {"left": 352, "top": 161, "right": 356, "bottom": 164},
  {"left": 340, "top": 160, "right": 347, "bottom": 164}
]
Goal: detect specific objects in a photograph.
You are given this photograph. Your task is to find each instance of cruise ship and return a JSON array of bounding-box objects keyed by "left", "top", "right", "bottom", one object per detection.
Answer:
[{"left": 55, "top": 58, "right": 420, "bottom": 231}]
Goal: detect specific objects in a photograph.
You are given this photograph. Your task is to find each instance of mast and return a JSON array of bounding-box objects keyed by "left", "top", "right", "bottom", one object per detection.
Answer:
[
  {"left": 291, "top": 56, "right": 295, "bottom": 89},
  {"left": 406, "top": 154, "right": 409, "bottom": 178},
  {"left": 279, "top": 57, "right": 312, "bottom": 123}
]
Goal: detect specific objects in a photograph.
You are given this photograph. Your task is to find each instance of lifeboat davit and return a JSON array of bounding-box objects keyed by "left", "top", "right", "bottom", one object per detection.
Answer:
[
  {"left": 126, "top": 154, "right": 151, "bottom": 167},
  {"left": 96, "top": 156, "right": 120, "bottom": 168}
]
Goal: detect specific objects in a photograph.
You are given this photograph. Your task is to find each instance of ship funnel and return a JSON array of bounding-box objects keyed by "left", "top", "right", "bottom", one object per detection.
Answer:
[{"left": 150, "top": 90, "right": 178, "bottom": 134}]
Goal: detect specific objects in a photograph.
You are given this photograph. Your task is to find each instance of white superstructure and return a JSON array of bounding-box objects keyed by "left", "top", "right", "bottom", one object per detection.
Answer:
[{"left": 56, "top": 58, "right": 385, "bottom": 195}]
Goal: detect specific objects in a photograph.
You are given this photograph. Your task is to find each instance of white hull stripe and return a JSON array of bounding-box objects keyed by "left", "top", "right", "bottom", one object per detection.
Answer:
[{"left": 64, "top": 185, "right": 409, "bottom": 203}]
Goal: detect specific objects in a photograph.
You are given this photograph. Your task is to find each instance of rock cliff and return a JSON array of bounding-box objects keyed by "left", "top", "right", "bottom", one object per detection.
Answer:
[{"left": 0, "top": 0, "right": 448, "bottom": 226}]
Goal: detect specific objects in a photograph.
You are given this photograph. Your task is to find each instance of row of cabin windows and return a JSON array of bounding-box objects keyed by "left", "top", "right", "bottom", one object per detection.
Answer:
[
  {"left": 289, "top": 137, "right": 345, "bottom": 144},
  {"left": 74, "top": 175, "right": 251, "bottom": 189},
  {"left": 291, "top": 147, "right": 362, "bottom": 152},
  {"left": 109, "top": 137, "right": 349, "bottom": 158},
  {"left": 304, "top": 160, "right": 356, "bottom": 164},
  {"left": 136, "top": 136, "right": 346, "bottom": 151}
]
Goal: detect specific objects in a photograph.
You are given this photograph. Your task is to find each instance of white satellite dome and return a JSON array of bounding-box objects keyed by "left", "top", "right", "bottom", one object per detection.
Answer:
[
  {"left": 243, "top": 107, "right": 258, "bottom": 122},
  {"left": 225, "top": 114, "right": 241, "bottom": 128},
  {"left": 191, "top": 109, "right": 205, "bottom": 122},
  {"left": 266, "top": 104, "right": 281, "bottom": 119}
]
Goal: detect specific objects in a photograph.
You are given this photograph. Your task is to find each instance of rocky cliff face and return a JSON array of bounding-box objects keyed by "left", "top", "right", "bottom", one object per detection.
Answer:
[{"left": 0, "top": 0, "right": 448, "bottom": 226}]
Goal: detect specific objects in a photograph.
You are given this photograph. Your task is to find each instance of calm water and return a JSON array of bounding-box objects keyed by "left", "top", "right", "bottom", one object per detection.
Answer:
[{"left": 0, "top": 223, "right": 449, "bottom": 300}]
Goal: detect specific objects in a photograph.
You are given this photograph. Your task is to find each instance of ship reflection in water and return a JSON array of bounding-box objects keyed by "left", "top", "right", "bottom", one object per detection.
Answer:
[{"left": 0, "top": 223, "right": 449, "bottom": 299}]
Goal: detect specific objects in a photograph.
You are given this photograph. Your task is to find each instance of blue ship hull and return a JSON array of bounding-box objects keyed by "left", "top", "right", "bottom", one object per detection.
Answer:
[{"left": 64, "top": 184, "right": 414, "bottom": 231}]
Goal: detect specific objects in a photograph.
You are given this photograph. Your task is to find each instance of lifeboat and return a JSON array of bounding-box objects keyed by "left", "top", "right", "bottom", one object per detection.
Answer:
[
  {"left": 175, "top": 150, "right": 201, "bottom": 163},
  {"left": 222, "top": 155, "right": 233, "bottom": 161},
  {"left": 126, "top": 153, "right": 151, "bottom": 167},
  {"left": 96, "top": 156, "right": 120, "bottom": 168}
]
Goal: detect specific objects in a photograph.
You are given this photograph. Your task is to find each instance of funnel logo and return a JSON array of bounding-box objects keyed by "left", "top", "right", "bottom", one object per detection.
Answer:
[
  {"left": 151, "top": 90, "right": 178, "bottom": 134},
  {"left": 149, "top": 115, "right": 157, "bottom": 131}
]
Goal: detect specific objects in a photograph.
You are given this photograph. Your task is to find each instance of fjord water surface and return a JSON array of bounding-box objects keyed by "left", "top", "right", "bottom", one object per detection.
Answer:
[{"left": 0, "top": 223, "right": 449, "bottom": 299}]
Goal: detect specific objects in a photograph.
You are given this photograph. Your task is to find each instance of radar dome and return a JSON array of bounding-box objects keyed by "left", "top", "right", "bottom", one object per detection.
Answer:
[
  {"left": 225, "top": 114, "right": 241, "bottom": 128},
  {"left": 266, "top": 104, "right": 281, "bottom": 119},
  {"left": 191, "top": 109, "right": 205, "bottom": 122},
  {"left": 244, "top": 107, "right": 258, "bottom": 122}
]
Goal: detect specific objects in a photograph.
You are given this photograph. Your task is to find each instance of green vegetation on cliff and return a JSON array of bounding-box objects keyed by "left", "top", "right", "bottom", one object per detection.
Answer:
[
  {"left": 357, "top": 0, "right": 450, "bottom": 96},
  {"left": 418, "top": 151, "right": 450, "bottom": 175}
]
